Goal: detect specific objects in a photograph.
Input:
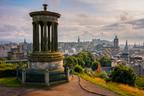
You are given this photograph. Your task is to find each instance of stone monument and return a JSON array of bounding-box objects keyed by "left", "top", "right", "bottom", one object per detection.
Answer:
[
  {"left": 29, "top": 4, "right": 64, "bottom": 72},
  {"left": 21, "top": 4, "right": 68, "bottom": 85}
]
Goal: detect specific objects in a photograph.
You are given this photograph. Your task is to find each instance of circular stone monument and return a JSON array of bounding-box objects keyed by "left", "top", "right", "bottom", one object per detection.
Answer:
[
  {"left": 21, "top": 4, "right": 68, "bottom": 85},
  {"left": 29, "top": 4, "right": 64, "bottom": 71}
]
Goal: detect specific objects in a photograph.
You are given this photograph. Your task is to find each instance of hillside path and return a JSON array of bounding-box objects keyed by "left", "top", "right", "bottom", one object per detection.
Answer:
[{"left": 0, "top": 76, "right": 118, "bottom": 96}]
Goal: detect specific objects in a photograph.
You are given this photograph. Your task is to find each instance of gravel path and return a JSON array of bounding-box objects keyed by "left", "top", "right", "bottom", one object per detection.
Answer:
[{"left": 0, "top": 76, "right": 117, "bottom": 96}]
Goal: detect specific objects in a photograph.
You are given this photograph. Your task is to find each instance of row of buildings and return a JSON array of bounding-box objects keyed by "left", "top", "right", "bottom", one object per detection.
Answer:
[
  {"left": 0, "top": 39, "right": 32, "bottom": 60},
  {"left": 0, "top": 36, "right": 144, "bottom": 76}
]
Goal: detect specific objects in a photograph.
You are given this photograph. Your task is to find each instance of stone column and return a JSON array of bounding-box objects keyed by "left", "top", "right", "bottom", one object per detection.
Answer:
[
  {"left": 54, "top": 23, "right": 58, "bottom": 51},
  {"left": 47, "top": 23, "right": 51, "bottom": 51},
  {"left": 44, "top": 22, "right": 47, "bottom": 51},
  {"left": 41, "top": 23, "right": 44, "bottom": 51},
  {"left": 51, "top": 23, "right": 55, "bottom": 52},
  {"left": 35, "top": 22, "right": 39, "bottom": 51},
  {"left": 32, "top": 22, "right": 36, "bottom": 52}
]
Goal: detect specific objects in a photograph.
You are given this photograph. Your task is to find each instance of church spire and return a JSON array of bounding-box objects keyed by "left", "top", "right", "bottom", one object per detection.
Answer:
[
  {"left": 123, "top": 40, "right": 129, "bottom": 54},
  {"left": 24, "top": 38, "right": 27, "bottom": 44},
  {"left": 78, "top": 36, "right": 80, "bottom": 43}
]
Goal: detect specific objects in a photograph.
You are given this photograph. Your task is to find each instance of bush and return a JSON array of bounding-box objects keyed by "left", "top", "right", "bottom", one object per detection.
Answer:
[
  {"left": 136, "top": 76, "right": 144, "bottom": 88},
  {"left": 0, "top": 63, "right": 17, "bottom": 77},
  {"left": 95, "top": 71, "right": 108, "bottom": 79},
  {"left": 64, "top": 56, "right": 78, "bottom": 68},
  {"left": 91, "top": 61, "right": 99, "bottom": 71},
  {"left": 99, "top": 56, "right": 111, "bottom": 67},
  {"left": 74, "top": 65, "right": 83, "bottom": 73},
  {"left": 0, "top": 69, "right": 16, "bottom": 77},
  {"left": 111, "top": 64, "right": 136, "bottom": 86}
]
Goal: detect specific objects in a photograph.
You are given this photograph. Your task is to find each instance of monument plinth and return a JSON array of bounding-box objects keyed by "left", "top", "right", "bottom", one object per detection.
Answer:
[{"left": 21, "top": 4, "right": 68, "bottom": 85}]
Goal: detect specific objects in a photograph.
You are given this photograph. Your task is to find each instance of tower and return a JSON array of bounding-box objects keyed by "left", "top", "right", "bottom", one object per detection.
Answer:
[
  {"left": 113, "top": 35, "right": 119, "bottom": 48},
  {"left": 78, "top": 36, "right": 80, "bottom": 44},
  {"left": 20, "top": 4, "right": 68, "bottom": 85},
  {"left": 123, "top": 40, "right": 129, "bottom": 54},
  {"left": 121, "top": 40, "right": 129, "bottom": 63}
]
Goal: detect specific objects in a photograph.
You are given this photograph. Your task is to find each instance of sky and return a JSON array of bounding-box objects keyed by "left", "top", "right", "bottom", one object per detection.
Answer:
[{"left": 0, "top": 0, "right": 144, "bottom": 44}]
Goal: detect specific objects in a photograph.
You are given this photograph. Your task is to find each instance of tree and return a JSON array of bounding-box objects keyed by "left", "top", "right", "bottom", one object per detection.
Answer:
[
  {"left": 99, "top": 56, "right": 112, "bottom": 67},
  {"left": 74, "top": 65, "right": 83, "bottom": 73},
  {"left": 91, "top": 61, "right": 99, "bottom": 71},
  {"left": 64, "top": 56, "right": 77, "bottom": 68},
  {"left": 77, "top": 57, "right": 85, "bottom": 67},
  {"left": 111, "top": 64, "right": 136, "bottom": 86},
  {"left": 77, "top": 51, "right": 94, "bottom": 68}
]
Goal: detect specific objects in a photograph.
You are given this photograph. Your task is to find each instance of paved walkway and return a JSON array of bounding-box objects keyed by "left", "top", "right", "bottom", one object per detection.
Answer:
[{"left": 0, "top": 76, "right": 118, "bottom": 96}]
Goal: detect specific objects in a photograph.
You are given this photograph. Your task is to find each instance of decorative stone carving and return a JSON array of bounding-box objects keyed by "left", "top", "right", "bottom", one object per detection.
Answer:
[{"left": 33, "top": 16, "right": 58, "bottom": 23}]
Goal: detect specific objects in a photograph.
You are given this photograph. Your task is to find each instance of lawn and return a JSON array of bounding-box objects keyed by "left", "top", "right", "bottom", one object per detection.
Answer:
[
  {"left": 0, "top": 77, "right": 21, "bottom": 87},
  {"left": 136, "top": 76, "right": 144, "bottom": 89},
  {"left": 78, "top": 73, "right": 144, "bottom": 96},
  {"left": 0, "top": 77, "right": 48, "bottom": 88}
]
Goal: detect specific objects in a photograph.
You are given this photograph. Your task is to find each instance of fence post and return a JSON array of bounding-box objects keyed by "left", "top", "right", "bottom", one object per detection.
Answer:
[
  {"left": 67, "top": 67, "right": 70, "bottom": 81},
  {"left": 45, "top": 70, "right": 50, "bottom": 86},
  {"left": 22, "top": 69, "right": 26, "bottom": 84}
]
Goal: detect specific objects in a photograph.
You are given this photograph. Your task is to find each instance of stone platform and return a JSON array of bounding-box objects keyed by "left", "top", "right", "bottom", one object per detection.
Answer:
[{"left": 29, "top": 52, "right": 64, "bottom": 71}]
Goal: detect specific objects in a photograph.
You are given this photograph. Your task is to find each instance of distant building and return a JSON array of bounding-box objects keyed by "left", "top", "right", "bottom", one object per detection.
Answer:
[
  {"left": 113, "top": 35, "right": 119, "bottom": 48},
  {"left": 7, "top": 39, "right": 31, "bottom": 60},
  {"left": 0, "top": 46, "right": 10, "bottom": 58},
  {"left": 130, "top": 56, "right": 144, "bottom": 76},
  {"left": 111, "top": 36, "right": 120, "bottom": 57},
  {"left": 8, "top": 45, "right": 24, "bottom": 60},
  {"left": 78, "top": 36, "right": 80, "bottom": 44},
  {"left": 121, "top": 40, "right": 129, "bottom": 63}
]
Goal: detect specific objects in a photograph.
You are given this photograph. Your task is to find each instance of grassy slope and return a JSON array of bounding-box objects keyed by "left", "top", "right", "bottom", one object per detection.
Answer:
[
  {"left": 78, "top": 73, "right": 144, "bottom": 96},
  {"left": 136, "top": 76, "right": 144, "bottom": 88},
  {"left": 0, "top": 77, "right": 21, "bottom": 87}
]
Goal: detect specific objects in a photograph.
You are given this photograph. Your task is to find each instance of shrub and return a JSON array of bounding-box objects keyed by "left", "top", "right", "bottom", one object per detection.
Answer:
[
  {"left": 0, "top": 69, "right": 16, "bottom": 77},
  {"left": 91, "top": 61, "right": 99, "bottom": 71},
  {"left": 111, "top": 64, "right": 136, "bottom": 86},
  {"left": 99, "top": 56, "right": 111, "bottom": 67},
  {"left": 95, "top": 71, "right": 108, "bottom": 79},
  {"left": 74, "top": 65, "right": 83, "bottom": 73},
  {"left": 64, "top": 56, "right": 78, "bottom": 68},
  {"left": 0, "top": 63, "right": 17, "bottom": 77},
  {"left": 135, "top": 76, "right": 144, "bottom": 88}
]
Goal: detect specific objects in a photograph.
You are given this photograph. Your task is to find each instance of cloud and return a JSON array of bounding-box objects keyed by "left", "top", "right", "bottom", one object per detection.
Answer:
[
  {"left": 0, "top": 0, "right": 144, "bottom": 44},
  {"left": 98, "top": 18, "right": 144, "bottom": 44},
  {"left": 0, "top": 5, "right": 32, "bottom": 42}
]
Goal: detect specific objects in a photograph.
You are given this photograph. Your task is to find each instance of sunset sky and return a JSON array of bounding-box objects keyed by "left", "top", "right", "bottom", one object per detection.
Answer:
[{"left": 0, "top": 0, "right": 144, "bottom": 44}]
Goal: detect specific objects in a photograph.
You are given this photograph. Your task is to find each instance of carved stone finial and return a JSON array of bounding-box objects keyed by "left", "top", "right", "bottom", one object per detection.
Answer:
[{"left": 43, "top": 4, "right": 48, "bottom": 11}]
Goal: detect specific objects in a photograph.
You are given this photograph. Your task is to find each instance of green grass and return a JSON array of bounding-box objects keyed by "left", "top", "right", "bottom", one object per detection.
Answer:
[
  {"left": 78, "top": 73, "right": 144, "bottom": 96},
  {"left": 136, "top": 76, "right": 144, "bottom": 88},
  {"left": 0, "top": 77, "right": 21, "bottom": 87},
  {"left": 0, "top": 77, "right": 47, "bottom": 88},
  {"left": 0, "top": 63, "right": 17, "bottom": 71}
]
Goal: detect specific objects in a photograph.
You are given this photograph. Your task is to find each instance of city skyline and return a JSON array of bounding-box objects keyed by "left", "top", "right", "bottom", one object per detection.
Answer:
[{"left": 0, "top": 0, "right": 144, "bottom": 44}]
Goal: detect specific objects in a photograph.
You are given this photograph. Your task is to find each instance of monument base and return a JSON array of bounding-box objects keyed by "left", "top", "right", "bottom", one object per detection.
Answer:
[
  {"left": 18, "top": 52, "right": 69, "bottom": 86},
  {"left": 20, "top": 68, "right": 69, "bottom": 86},
  {"left": 29, "top": 60, "right": 64, "bottom": 71}
]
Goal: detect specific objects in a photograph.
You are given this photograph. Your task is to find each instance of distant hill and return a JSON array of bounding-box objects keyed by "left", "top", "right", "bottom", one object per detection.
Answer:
[{"left": 0, "top": 41, "right": 12, "bottom": 45}]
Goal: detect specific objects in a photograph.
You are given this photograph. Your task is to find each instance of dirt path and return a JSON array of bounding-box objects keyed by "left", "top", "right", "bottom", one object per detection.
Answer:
[
  {"left": 79, "top": 77, "right": 117, "bottom": 96},
  {"left": 22, "top": 76, "right": 98, "bottom": 96},
  {"left": 0, "top": 76, "right": 118, "bottom": 96}
]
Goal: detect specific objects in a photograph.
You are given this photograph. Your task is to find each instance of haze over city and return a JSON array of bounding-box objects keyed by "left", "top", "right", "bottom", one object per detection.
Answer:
[{"left": 0, "top": 0, "right": 144, "bottom": 44}]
